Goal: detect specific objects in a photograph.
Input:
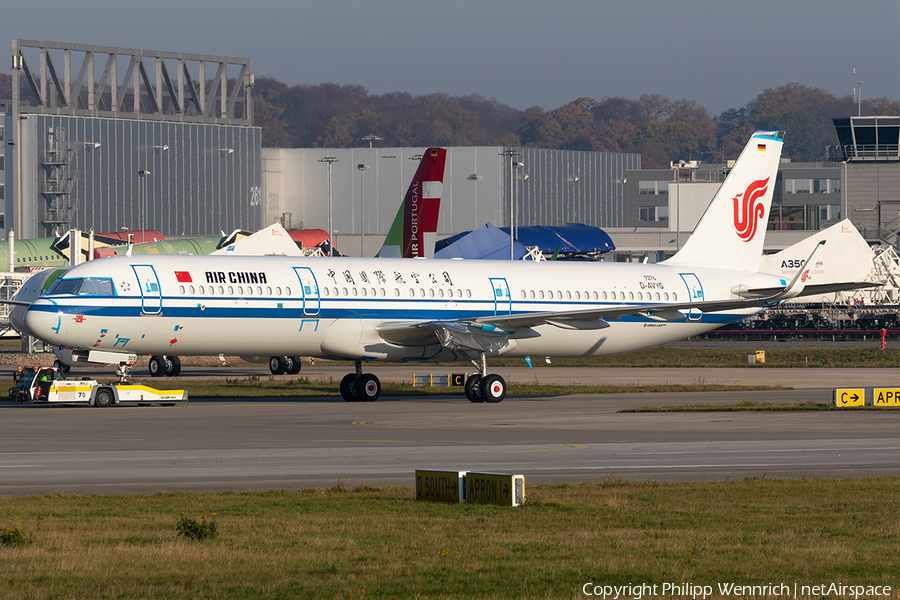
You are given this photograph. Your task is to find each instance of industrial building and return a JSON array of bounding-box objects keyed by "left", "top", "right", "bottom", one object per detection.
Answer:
[
  {"left": 3, "top": 40, "right": 261, "bottom": 240},
  {"left": 262, "top": 146, "right": 639, "bottom": 256},
  {"left": 616, "top": 117, "right": 900, "bottom": 263}
]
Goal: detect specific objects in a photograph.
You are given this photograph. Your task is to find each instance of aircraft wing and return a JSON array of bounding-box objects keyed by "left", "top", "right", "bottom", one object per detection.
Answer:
[{"left": 375, "top": 277, "right": 883, "bottom": 352}]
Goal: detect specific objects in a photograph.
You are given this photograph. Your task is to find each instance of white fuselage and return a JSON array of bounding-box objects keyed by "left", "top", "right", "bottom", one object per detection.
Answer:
[{"left": 23, "top": 254, "right": 780, "bottom": 362}]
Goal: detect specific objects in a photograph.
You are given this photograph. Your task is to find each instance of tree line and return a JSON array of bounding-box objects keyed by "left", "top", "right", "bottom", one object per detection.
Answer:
[{"left": 253, "top": 78, "right": 898, "bottom": 167}]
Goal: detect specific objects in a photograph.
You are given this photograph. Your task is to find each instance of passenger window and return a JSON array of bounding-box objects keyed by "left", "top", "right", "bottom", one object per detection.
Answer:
[
  {"left": 419, "top": 288, "right": 425, "bottom": 297},
  {"left": 199, "top": 285, "right": 205, "bottom": 294},
  {"left": 360, "top": 288, "right": 367, "bottom": 297},
  {"left": 190, "top": 285, "right": 196, "bottom": 294},
  {"left": 409, "top": 288, "right": 414, "bottom": 297},
  {"left": 179, "top": 285, "right": 185, "bottom": 294},
  {"left": 539, "top": 290, "right": 545, "bottom": 299},
  {"left": 342, "top": 287, "right": 348, "bottom": 296},
  {"left": 322, "top": 287, "right": 329, "bottom": 297},
  {"left": 285, "top": 287, "right": 292, "bottom": 296},
  {"left": 246, "top": 287, "right": 253, "bottom": 296},
  {"left": 266, "top": 286, "right": 272, "bottom": 295},
  {"left": 276, "top": 286, "right": 282, "bottom": 295},
  {"left": 466, "top": 289, "right": 472, "bottom": 298},
  {"left": 566, "top": 291, "right": 571, "bottom": 300},
  {"left": 228, "top": 286, "right": 234, "bottom": 295},
  {"left": 429, "top": 289, "right": 435, "bottom": 297},
  {"left": 218, "top": 286, "right": 224, "bottom": 295},
  {"left": 673, "top": 293, "right": 678, "bottom": 301}
]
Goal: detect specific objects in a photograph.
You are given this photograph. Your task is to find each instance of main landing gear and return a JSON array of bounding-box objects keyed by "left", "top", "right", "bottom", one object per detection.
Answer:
[
  {"left": 339, "top": 361, "right": 381, "bottom": 402},
  {"left": 463, "top": 352, "right": 506, "bottom": 403},
  {"left": 268, "top": 356, "right": 303, "bottom": 375},
  {"left": 149, "top": 354, "right": 181, "bottom": 377}
]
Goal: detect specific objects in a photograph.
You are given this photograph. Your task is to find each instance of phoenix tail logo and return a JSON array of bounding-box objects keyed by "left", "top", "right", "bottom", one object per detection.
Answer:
[{"left": 732, "top": 178, "right": 770, "bottom": 242}]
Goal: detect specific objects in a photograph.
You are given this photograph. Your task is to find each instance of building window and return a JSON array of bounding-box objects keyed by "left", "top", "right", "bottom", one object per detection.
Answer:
[
  {"left": 0, "top": 185, "right": 4, "bottom": 201},
  {"left": 830, "top": 179, "right": 841, "bottom": 194},
  {"left": 639, "top": 181, "right": 656, "bottom": 195},
  {"left": 639, "top": 206, "right": 668, "bottom": 222},
  {"left": 820, "top": 205, "right": 841, "bottom": 221},
  {"left": 814, "top": 179, "right": 828, "bottom": 193},
  {"left": 0, "top": 126, "right": 4, "bottom": 142},
  {"left": 0, "top": 156, "right": 4, "bottom": 171},
  {"left": 787, "top": 179, "right": 811, "bottom": 194}
]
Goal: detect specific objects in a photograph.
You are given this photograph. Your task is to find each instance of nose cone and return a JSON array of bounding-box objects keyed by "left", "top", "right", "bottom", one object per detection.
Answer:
[
  {"left": 23, "top": 302, "right": 62, "bottom": 344},
  {"left": 8, "top": 304, "right": 31, "bottom": 337}
]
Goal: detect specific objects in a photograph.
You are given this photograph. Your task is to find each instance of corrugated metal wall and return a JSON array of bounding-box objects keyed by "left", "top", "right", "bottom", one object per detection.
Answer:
[
  {"left": 513, "top": 147, "right": 640, "bottom": 229},
  {"left": 263, "top": 146, "right": 640, "bottom": 239},
  {"left": 32, "top": 115, "right": 262, "bottom": 237}
]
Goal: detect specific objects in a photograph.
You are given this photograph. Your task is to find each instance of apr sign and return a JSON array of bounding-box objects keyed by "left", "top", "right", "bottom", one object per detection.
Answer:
[
  {"left": 872, "top": 389, "right": 900, "bottom": 406},
  {"left": 466, "top": 472, "right": 525, "bottom": 507}
]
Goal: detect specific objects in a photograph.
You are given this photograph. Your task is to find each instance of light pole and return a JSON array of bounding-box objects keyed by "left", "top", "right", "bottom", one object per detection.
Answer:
[
  {"left": 319, "top": 157, "right": 338, "bottom": 256},
  {"left": 500, "top": 150, "right": 521, "bottom": 259},
  {"left": 137, "top": 169, "right": 151, "bottom": 233},
  {"left": 357, "top": 163, "right": 370, "bottom": 256}
]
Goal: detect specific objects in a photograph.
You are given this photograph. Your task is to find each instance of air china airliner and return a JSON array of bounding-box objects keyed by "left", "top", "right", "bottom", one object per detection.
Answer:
[{"left": 18, "top": 132, "right": 867, "bottom": 403}]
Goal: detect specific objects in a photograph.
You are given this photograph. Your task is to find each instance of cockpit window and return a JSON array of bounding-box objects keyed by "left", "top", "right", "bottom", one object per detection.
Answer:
[{"left": 47, "top": 277, "right": 115, "bottom": 296}]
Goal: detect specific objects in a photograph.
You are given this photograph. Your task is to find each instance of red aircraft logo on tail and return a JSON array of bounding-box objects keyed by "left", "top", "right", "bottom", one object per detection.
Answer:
[{"left": 732, "top": 177, "right": 769, "bottom": 242}]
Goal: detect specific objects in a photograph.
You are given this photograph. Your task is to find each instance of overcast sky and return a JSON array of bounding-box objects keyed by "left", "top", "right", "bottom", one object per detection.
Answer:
[{"left": 2, "top": 0, "right": 898, "bottom": 115}]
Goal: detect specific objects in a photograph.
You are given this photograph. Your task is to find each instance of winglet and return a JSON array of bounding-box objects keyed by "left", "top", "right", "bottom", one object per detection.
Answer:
[{"left": 775, "top": 240, "right": 826, "bottom": 301}]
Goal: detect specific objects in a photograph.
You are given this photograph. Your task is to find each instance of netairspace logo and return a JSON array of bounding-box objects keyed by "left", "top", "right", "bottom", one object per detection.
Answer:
[{"left": 581, "top": 582, "right": 894, "bottom": 599}]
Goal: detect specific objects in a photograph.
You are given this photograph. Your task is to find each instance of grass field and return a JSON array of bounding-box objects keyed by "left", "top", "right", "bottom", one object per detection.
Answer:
[{"left": 1, "top": 479, "right": 898, "bottom": 599}]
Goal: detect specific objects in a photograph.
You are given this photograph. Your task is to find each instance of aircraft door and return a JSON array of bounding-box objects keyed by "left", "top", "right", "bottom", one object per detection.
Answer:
[
  {"left": 132, "top": 265, "right": 162, "bottom": 315},
  {"left": 679, "top": 273, "right": 704, "bottom": 321},
  {"left": 293, "top": 267, "right": 320, "bottom": 316},
  {"left": 489, "top": 277, "right": 512, "bottom": 315}
]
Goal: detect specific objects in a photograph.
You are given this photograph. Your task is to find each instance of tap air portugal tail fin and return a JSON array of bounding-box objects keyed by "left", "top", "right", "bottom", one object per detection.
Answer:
[
  {"left": 377, "top": 147, "right": 447, "bottom": 258},
  {"left": 665, "top": 131, "right": 783, "bottom": 272}
]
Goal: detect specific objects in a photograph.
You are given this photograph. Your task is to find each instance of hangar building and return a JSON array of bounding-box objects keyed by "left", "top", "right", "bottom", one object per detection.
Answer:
[{"left": 3, "top": 39, "right": 262, "bottom": 240}]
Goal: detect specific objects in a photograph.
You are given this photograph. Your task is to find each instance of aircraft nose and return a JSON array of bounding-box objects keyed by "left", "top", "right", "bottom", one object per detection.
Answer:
[
  {"left": 8, "top": 305, "right": 31, "bottom": 337},
  {"left": 23, "top": 304, "right": 61, "bottom": 343}
]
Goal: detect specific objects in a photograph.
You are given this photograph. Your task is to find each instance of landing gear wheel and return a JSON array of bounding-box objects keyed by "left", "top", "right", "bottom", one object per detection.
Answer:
[
  {"left": 94, "top": 388, "right": 113, "bottom": 407},
  {"left": 164, "top": 355, "right": 181, "bottom": 377},
  {"left": 269, "top": 356, "right": 287, "bottom": 375},
  {"left": 148, "top": 356, "right": 163, "bottom": 377},
  {"left": 465, "top": 374, "right": 483, "bottom": 403},
  {"left": 355, "top": 374, "right": 381, "bottom": 402},
  {"left": 340, "top": 373, "right": 359, "bottom": 402},
  {"left": 286, "top": 356, "right": 302, "bottom": 375},
  {"left": 480, "top": 374, "right": 506, "bottom": 403},
  {"left": 282, "top": 356, "right": 296, "bottom": 374}
]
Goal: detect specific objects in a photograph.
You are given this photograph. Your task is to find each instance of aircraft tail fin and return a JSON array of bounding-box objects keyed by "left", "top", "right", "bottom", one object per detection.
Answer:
[
  {"left": 665, "top": 131, "right": 783, "bottom": 272},
  {"left": 377, "top": 148, "right": 447, "bottom": 258}
]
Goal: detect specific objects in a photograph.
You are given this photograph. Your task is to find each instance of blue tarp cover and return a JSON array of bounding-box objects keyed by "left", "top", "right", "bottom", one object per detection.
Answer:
[{"left": 435, "top": 223, "right": 615, "bottom": 258}]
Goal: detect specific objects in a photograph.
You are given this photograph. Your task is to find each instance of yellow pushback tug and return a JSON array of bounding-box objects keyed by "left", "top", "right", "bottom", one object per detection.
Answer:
[{"left": 8, "top": 365, "right": 187, "bottom": 407}]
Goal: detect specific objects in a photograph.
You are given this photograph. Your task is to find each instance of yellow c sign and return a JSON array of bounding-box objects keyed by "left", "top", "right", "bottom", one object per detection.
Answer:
[{"left": 833, "top": 389, "right": 865, "bottom": 407}]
